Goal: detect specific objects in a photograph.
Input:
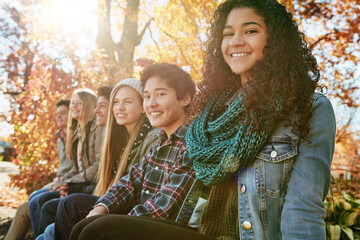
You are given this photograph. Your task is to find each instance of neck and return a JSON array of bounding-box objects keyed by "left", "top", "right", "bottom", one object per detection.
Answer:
[
  {"left": 125, "top": 122, "right": 137, "bottom": 137},
  {"left": 163, "top": 116, "right": 186, "bottom": 139}
]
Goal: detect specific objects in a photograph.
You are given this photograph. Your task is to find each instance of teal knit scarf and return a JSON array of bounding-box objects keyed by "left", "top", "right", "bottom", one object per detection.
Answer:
[{"left": 186, "top": 87, "right": 283, "bottom": 186}]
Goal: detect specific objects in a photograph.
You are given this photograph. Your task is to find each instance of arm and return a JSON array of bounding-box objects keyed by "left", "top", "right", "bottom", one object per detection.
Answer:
[
  {"left": 65, "top": 126, "right": 104, "bottom": 183},
  {"left": 128, "top": 151, "right": 196, "bottom": 220},
  {"left": 56, "top": 137, "right": 73, "bottom": 177},
  {"left": 281, "top": 95, "right": 336, "bottom": 239},
  {"left": 95, "top": 150, "right": 150, "bottom": 214}
]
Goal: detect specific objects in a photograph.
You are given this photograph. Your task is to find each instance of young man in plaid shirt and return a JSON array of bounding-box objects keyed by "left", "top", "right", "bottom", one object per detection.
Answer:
[{"left": 68, "top": 62, "right": 197, "bottom": 239}]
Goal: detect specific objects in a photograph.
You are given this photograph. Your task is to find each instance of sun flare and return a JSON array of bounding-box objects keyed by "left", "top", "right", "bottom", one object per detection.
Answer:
[{"left": 37, "top": 0, "right": 97, "bottom": 50}]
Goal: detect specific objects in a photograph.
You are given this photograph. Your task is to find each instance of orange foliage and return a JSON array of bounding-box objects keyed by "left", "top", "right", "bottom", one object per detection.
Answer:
[{"left": 6, "top": 52, "right": 107, "bottom": 194}]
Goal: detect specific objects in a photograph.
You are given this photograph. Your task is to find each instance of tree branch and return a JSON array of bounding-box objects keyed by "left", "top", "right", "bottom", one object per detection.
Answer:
[
  {"left": 308, "top": 29, "right": 338, "bottom": 50},
  {"left": 136, "top": 17, "right": 153, "bottom": 46},
  {"left": 336, "top": 115, "right": 353, "bottom": 143},
  {"left": 160, "top": 28, "right": 195, "bottom": 70},
  {"left": 148, "top": 26, "right": 163, "bottom": 58}
]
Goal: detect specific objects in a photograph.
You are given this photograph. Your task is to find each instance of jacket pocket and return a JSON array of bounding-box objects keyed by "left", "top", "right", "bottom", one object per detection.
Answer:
[{"left": 255, "top": 139, "right": 298, "bottom": 198}]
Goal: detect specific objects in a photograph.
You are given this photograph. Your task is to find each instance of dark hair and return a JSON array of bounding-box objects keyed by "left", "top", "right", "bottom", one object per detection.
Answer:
[
  {"left": 56, "top": 99, "right": 70, "bottom": 108},
  {"left": 97, "top": 86, "right": 113, "bottom": 101},
  {"left": 195, "top": 0, "right": 319, "bottom": 138},
  {"left": 140, "top": 62, "right": 196, "bottom": 101}
]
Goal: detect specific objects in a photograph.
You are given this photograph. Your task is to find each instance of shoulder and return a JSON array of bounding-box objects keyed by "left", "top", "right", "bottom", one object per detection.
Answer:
[
  {"left": 138, "top": 128, "right": 162, "bottom": 152},
  {"left": 310, "top": 92, "right": 335, "bottom": 122},
  {"left": 310, "top": 92, "right": 333, "bottom": 109},
  {"left": 146, "top": 128, "right": 162, "bottom": 140}
]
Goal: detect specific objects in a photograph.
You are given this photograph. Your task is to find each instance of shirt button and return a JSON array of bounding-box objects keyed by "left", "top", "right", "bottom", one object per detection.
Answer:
[
  {"left": 155, "top": 166, "right": 159, "bottom": 170},
  {"left": 270, "top": 150, "right": 277, "bottom": 158},
  {"left": 242, "top": 221, "right": 252, "bottom": 230},
  {"left": 240, "top": 185, "right": 247, "bottom": 194},
  {"left": 145, "top": 190, "right": 150, "bottom": 194}
]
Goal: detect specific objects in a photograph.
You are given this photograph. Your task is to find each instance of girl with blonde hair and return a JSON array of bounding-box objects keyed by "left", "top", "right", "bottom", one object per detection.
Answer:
[
  {"left": 41, "top": 79, "right": 160, "bottom": 240},
  {"left": 29, "top": 88, "right": 105, "bottom": 237}
]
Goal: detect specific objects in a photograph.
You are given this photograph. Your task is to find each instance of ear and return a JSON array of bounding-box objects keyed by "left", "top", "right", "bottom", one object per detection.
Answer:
[{"left": 180, "top": 94, "right": 191, "bottom": 107}]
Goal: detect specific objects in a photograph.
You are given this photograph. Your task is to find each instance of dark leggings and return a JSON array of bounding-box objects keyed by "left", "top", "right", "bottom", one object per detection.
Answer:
[{"left": 69, "top": 215, "right": 215, "bottom": 240}]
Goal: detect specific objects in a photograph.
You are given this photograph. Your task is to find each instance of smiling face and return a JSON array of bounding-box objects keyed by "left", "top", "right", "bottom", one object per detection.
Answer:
[
  {"left": 94, "top": 96, "right": 110, "bottom": 126},
  {"left": 112, "top": 86, "right": 144, "bottom": 135},
  {"left": 56, "top": 105, "right": 69, "bottom": 129},
  {"left": 143, "top": 76, "right": 190, "bottom": 138},
  {"left": 70, "top": 93, "right": 83, "bottom": 121},
  {"left": 221, "top": 7, "right": 268, "bottom": 83}
]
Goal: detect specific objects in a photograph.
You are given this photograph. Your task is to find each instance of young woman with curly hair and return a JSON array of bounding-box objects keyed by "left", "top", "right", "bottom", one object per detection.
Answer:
[{"left": 184, "top": 0, "right": 336, "bottom": 239}]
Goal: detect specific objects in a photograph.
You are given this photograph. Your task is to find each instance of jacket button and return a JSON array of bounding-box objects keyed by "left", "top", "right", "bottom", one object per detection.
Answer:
[
  {"left": 240, "top": 185, "right": 247, "bottom": 193},
  {"left": 242, "top": 221, "right": 252, "bottom": 230},
  {"left": 145, "top": 190, "right": 150, "bottom": 194},
  {"left": 270, "top": 150, "right": 277, "bottom": 158}
]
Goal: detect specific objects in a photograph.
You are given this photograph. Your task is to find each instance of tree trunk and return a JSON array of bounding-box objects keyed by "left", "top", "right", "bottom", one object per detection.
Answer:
[{"left": 96, "top": 0, "right": 152, "bottom": 84}]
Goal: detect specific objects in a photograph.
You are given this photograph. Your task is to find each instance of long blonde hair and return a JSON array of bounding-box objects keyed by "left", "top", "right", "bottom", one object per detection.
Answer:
[
  {"left": 94, "top": 84, "right": 145, "bottom": 196},
  {"left": 65, "top": 89, "right": 97, "bottom": 160}
]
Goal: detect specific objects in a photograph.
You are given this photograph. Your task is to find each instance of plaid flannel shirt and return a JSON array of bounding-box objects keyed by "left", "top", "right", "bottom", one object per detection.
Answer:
[{"left": 96, "top": 123, "right": 196, "bottom": 220}]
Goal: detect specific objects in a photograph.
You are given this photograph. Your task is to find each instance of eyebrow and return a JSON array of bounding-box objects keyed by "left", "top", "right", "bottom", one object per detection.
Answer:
[
  {"left": 114, "top": 97, "right": 134, "bottom": 101},
  {"left": 144, "top": 87, "right": 168, "bottom": 93},
  {"left": 223, "top": 21, "right": 263, "bottom": 30}
]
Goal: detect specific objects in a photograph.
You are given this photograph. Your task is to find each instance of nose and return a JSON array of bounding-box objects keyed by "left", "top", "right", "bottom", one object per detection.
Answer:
[
  {"left": 229, "top": 33, "right": 245, "bottom": 46},
  {"left": 114, "top": 102, "right": 125, "bottom": 111},
  {"left": 94, "top": 105, "right": 99, "bottom": 114},
  {"left": 145, "top": 96, "right": 157, "bottom": 108}
]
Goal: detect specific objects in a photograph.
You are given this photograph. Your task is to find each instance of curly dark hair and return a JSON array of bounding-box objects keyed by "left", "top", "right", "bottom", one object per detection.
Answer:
[{"left": 194, "top": 0, "right": 320, "bottom": 138}]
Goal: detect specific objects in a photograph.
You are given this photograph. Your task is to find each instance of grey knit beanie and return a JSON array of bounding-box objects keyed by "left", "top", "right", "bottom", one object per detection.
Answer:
[{"left": 110, "top": 78, "right": 143, "bottom": 100}]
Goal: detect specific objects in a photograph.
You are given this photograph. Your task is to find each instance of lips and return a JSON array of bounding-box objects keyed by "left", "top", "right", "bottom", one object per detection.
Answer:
[{"left": 115, "top": 113, "right": 126, "bottom": 118}]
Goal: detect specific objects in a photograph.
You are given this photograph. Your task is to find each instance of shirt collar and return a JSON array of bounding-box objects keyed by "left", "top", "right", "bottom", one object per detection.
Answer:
[{"left": 158, "top": 121, "right": 189, "bottom": 143}]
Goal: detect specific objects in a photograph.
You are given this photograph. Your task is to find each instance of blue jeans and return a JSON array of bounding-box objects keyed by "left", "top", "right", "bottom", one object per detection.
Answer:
[
  {"left": 55, "top": 193, "right": 98, "bottom": 240},
  {"left": 38, "top": 198, "right": 61, "bottom": 235},
  {"left": 35, "top": 222, "right": 55, "bottom": 240},
  {"left": 29, "top": 188, "right": 50, "bottom": 201},
  {"left": 29, "top": 190, "right": 60, "bottom": 236}
]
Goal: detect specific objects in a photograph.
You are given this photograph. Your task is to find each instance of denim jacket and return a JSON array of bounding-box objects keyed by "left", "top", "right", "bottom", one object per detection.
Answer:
[
  {"left": 177, "top": 93, "right": 335, "bottom": 240},
  {"left": 236, "top": 93, "right": 336, "bottom": 239}
]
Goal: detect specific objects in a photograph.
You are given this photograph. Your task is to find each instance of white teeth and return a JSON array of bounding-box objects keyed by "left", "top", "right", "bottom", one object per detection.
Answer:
[
  {"left": 116, "top": 113, "right": 126, "bottom": 117},
  {"left": 232, "top": 53, "right": 250, "bottom": 57},
  {"left": 150, "top": 111, "right": 161, "bottom": 116}
]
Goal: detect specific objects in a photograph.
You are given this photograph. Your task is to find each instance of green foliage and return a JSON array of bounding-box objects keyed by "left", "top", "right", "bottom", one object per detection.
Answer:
[{"left": 325, "top": 192, "right": 360, "bottom": 240}]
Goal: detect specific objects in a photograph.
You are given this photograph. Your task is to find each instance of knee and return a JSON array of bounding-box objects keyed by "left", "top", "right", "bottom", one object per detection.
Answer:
[
  {"left": 16, "top": 202, "right": 30, "bottom": 217},
  {"left": 29, "top": 196, "right": 39, "bottom": 208},
  {"left": 41, "top": 201, "right": 57, "bottom": 216},
  {"left": 61, "top": 194, "right": 82, "bottom": 209}
]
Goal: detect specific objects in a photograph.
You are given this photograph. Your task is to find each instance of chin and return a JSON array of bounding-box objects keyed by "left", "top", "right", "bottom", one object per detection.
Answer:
[{"left": 149, "top": 121, "right": 161, "bottom": 128}]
